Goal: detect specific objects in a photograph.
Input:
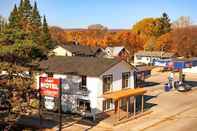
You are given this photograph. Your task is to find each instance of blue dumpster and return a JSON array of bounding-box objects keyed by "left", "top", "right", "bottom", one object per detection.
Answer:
[{"left": 164, "top": 84, "right": 171, "bottom": 92}]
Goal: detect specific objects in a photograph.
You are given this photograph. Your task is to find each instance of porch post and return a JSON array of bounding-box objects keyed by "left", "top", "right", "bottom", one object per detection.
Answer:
[
  {"left": 127, "top": 97, "right": 129, "bottom": 118},
  {"left": 115, "top": 100, "right": 118, "bottom": 122},
  {"left": 83, "top": 102, "right": 86, "bottom": 111},
  {"left": 141, "top": 95, "right": 144, "bottom": 113},
  {"left": 118, "top": 99, "right": 120, "bottom": 121},
  {"left": 133, "top": 96, "right": 136, "bottom": 117}
]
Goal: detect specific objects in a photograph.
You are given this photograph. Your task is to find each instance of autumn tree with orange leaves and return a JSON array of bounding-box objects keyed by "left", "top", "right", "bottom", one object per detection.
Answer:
[{"left": 50, "top": 13, "right": 197, "bottom": 58}]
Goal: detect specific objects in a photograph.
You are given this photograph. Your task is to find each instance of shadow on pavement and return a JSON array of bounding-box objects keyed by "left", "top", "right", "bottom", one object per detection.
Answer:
[
  {"left": 144, "top": 95, "right": 158, "bottom": 110},
  {"left": 138, "top": 81, "right": 160, "bottom": 88},
  {"left": 16, "top": 115, "right": 58, "bottom": 129},
  {"left": 185, "top": 81, "right": 197, "bottom": 88}
]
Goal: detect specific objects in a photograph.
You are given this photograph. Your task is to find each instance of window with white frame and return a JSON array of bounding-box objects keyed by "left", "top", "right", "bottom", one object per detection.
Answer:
[
  {"left": 103, "top": 75, "right": 113, "bottom": 94},
  {"left": 122, "top": 72, "right": 130, "bottom": 89},
  {"left": 79, "top": 76, "right": 87, "bottom": 91},
  {"left": 103, "top": 99, "right": 113, "bottom": 111},
  {"left": 137, "top": 56, "right": 142, "bottom": 60},
  {"left": 77, "top": 99, "right": 91, "bottom": 112}
]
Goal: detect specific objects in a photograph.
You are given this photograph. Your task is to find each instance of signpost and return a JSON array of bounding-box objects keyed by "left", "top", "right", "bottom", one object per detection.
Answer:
[{"left": 39, "top": 77, "right": 62, "bottom": 131}]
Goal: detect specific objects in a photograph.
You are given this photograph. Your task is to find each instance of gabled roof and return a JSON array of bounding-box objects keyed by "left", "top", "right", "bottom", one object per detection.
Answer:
[
  {"left": 38, "top": 56, "right": 132, "bottom": 77},
  {"left": 59, "top": 44, "right": 102, "bottom": 56},
  {"left": 105, "top": 46, "right": 127, "bottom": 57},
  {"left": 135, "top": 51, "right": 174, "bottom": 58}
]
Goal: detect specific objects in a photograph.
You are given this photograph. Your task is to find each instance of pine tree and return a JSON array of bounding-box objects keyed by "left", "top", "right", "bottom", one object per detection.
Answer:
[
  {"left": 0, "top": 0, "right": 50, "bottom": 63},
  {"left": 8, "top": 4, "right": 19, "bottom": 29},
  {"left": 42, "top": 15, "right": 53, "bottom": 49},
  {"left": 18, "top": 0, "right": 33, "bottom": 32},
  {"left": 31, "top": 2, "right": 42, "bottom": 43},
  {"left": 159, "top": 12, "right": 171, "bottom": 35},
  {"left": 0, "top": 15, "right": 7, "bottom": 33},
  {"left": 20, "top": 0, "right": 32, "bottom": 19},
  {"left": 18, "top": 0, "right": 23, "bottom": 13},
  {"left": 32, "top": 2, "right": 41, "bottom": 28}
]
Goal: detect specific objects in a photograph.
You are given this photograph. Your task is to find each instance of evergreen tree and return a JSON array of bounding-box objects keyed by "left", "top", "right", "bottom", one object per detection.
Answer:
[
  {"left": 0, "top": 0, "right": 51, "bottom": 63},
  {"left": 18, "top": 0, "right": 33, "bottom": 32},
  {"left": 20, "top": 0, "right": 32, "bottom": 19},
  {"left": 31, "top": 2, "right": 42, "bottom": 43},
  {"left": 32, "top": 2, "right": 41, "bottom": 28},
  {"left": 8, "top": 4, "right": 19, "bottom": 29},
  {"left": 18, "top": 0, "right": 24, "bottom": 13},
  {"left": 0, "top": 15, "right": 7, "bottom": 33},
  {"left": 159, "top": 12, "right": 171, "bottom": 35},
  {"left": 42, "top": 15, "right": 53, "bottom": 49}
]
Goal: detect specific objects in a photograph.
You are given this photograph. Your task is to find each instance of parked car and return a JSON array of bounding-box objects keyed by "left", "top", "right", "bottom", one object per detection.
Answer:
[{"left": 174, "top": 81, "right": 192, "bottom": 92}]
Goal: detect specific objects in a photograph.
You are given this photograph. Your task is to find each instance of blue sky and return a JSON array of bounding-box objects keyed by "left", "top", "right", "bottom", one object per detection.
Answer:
[{"left": 0, "top": 0, "right": 196, "bottom": 29}]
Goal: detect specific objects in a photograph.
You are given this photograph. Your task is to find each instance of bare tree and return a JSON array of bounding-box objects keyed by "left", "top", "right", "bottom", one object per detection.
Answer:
[{"left": 172, "top": 16, "right": 192, "bottom": 28}]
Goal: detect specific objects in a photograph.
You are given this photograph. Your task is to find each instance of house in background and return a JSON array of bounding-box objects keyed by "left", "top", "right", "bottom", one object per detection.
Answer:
[
  {"left": 51, "top": 44, "right": 131, "bottom": 62},
  {"left": 104, "top": 46, "right": 130, "bottom": 61},
  {"left": 134, "top": 51, "right": 175, "bottom": 65},
  {"left": 36, "top": 56, "right": 146, "bottom": 121},
  {"left": 51, "top": 43, "right": 105, "bottom": 57}
]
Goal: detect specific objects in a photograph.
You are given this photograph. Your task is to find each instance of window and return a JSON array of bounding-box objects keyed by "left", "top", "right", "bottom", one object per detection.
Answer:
[
  {"left": 137, "top": 56, "right": 142, "bottom": 60},
  {"left": 47, "top": 73, "right": 53, "bottom": 77},
  {"left": 122, "top": 72, "right": 130, "bottom": 89},
  {"left": 103, "top": 75, "right": 113, "bottom": 94},
  {"left": 79, "top": 76, "right": 87, "bottom": 91},
  {"left": 77, "top": 99, "right": 91, "bottom": 112},
  {"left": 121, "top": 98, "right": 127, "bottom": 109},
  {"left": 103, "top": 99, "right": 113, "bottom": 111}
]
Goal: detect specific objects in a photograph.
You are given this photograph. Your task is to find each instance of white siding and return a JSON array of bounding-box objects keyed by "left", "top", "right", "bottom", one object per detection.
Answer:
[
  {"left": 52, "top": 46, "right": 72, "bottom": 56},
  {"left": 35, "top": 73, "right": 103, "bottom": 113},
  {"left": 86, "top": 77, "right": 103, "bottom": 114},
  {"left": 98, "top": 61, "right": 134, "bottom": 112},
  {"left": 34, "top": 61, "right": 134, "bottom": 114},
  {"left": 134, "top": 55, "right": 161, "bottom": 65},
  {"left": 100, "top": 61, "right": 134, "bottom": 92},
  {"left": 53, "top": 74, "right": 88, "bottom": 112},
  {"left": 183, "top": 66, "right": 197, "bottom": 74}
]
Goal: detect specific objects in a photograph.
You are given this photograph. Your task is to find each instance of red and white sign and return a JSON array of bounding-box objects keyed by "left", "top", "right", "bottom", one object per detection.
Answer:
[
  {"left": 40, "top": 77, "right": 60, "bottom": 97},
  {"left": 185, "top": 62, "right": 192, "bottom": 68}
]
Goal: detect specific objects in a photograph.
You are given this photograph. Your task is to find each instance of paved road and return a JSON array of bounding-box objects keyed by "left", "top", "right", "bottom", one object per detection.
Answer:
[{"left": 144, "top": 106, "right": 197, "bottom": 131}]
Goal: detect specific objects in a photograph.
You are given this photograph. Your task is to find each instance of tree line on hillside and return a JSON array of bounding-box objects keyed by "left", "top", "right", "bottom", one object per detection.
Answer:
[{"left": 50, "top": 14, "right": 197, "bottom": 58}]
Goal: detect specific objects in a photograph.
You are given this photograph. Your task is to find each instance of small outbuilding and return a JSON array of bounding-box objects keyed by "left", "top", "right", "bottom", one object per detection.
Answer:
[{"left": 134, "top": 51, "right": 175, "bottom": 65}]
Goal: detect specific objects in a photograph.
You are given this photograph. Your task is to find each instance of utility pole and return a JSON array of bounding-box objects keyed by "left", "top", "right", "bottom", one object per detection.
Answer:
[
  {"left": 39, "top": 77, "right": 42, "bottom": 128},
  {"left": 59, "top": 78, "right": 62, "bottom": 131}
]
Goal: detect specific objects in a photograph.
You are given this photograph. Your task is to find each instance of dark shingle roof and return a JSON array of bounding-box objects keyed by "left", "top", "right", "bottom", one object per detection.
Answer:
[
  {"left": 61, "top": 44, "right": 101, "bottom": 56},
  {"left": 39, "top": 56, "right": 129, "bottom": 76},
  {"left": 135, "top": 51, "right": 174, "bottom": 58}
]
